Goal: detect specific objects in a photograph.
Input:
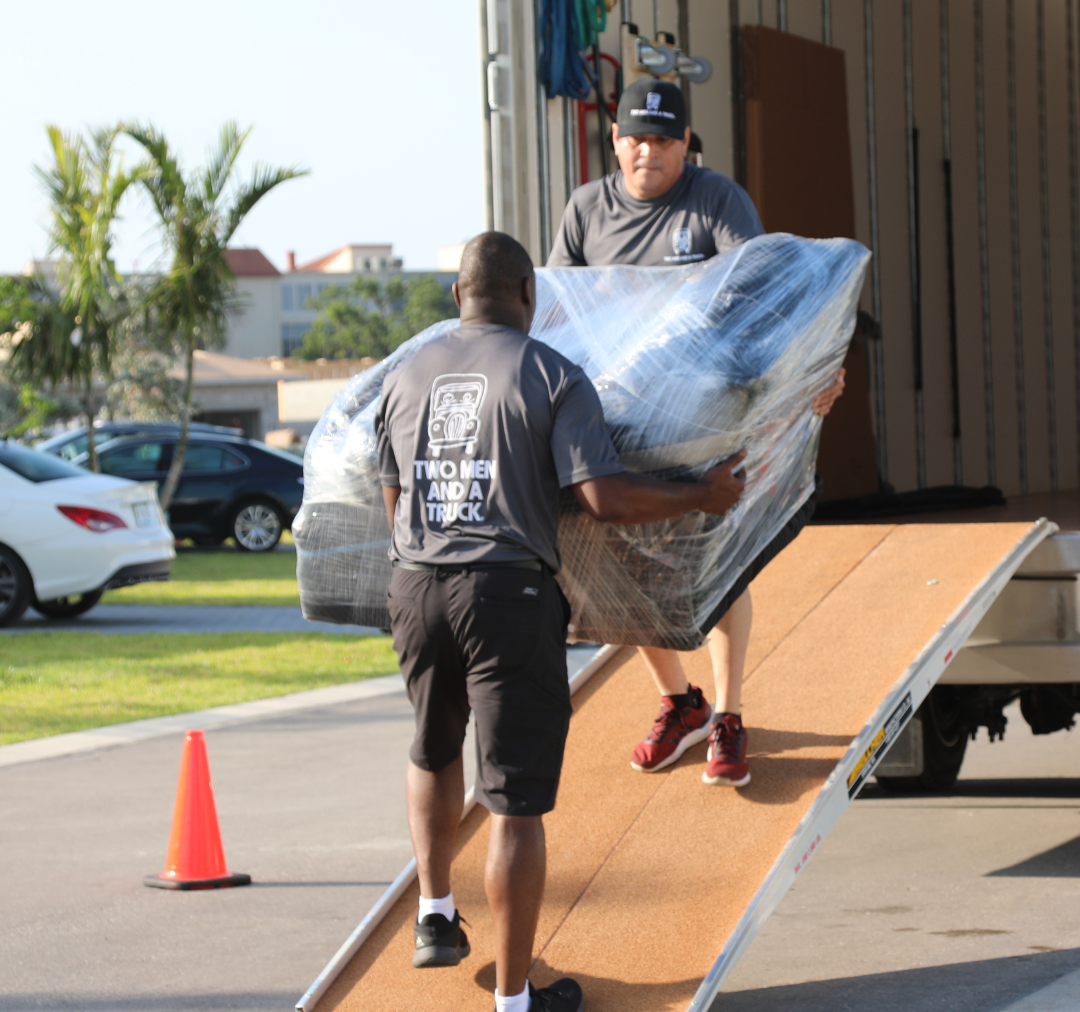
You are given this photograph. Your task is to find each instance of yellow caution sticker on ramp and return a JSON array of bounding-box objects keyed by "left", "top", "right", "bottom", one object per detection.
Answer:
[{"left": 846, "top": 692, "right": 913, "bottom": 797}]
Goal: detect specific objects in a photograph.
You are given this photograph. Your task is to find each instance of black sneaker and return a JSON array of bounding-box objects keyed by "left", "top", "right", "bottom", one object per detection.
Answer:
[
  {"left": 520, "top": 977, "right": 584, "bottom": 1012},
  {"left": 412, "top": 910, "right": 470, "bottom": 968}
]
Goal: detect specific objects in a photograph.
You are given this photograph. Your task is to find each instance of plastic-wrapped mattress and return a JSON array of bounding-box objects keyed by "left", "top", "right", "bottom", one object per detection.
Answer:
[{"left": 293, "top": 233, "right": 870, "bottom": 650}]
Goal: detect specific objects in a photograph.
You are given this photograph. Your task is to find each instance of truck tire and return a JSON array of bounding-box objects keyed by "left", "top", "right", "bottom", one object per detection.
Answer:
[
  {"left": 32, "top": 588, "right": 105, "bottom": 619},
  {"left": 877, "top": 686, "right": 968, "bottom": 793},
  {"left": 0, "top": 545, "right": 32, "bottom": 627}
]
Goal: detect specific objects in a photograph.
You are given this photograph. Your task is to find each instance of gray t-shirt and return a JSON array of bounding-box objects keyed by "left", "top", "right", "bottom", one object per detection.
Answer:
[
  {"left": 547, "top": 163, "right": 763, "bottom": 267},
  {"left": 376, "top": 324, "right": 624, "bottom": 571}
]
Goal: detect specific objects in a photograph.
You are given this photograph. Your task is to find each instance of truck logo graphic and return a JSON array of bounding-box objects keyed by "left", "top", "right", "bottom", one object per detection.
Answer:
[{"left": 428, "top": 373, "right": 488, "bottom": 456}]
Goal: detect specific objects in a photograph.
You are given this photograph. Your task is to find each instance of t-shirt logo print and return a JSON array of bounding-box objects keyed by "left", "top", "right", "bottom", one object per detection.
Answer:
[
  {"left": 428, "top": 374, "right": 488, "bottom": 457},
  {"left": 673, "top": 227, "right": 693, "bottom": 256},
  {"left": 646, "top": 92, "right": 662, "bottom": 113}
]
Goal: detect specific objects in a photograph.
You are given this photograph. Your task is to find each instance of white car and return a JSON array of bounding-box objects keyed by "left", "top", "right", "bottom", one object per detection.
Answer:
[{"left": 0, "top": 440, "right": 175, "bottom": 626}]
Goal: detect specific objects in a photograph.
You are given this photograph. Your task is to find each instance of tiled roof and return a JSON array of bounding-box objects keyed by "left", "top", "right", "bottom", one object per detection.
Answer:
[
  {"left": 295, "top": 248, "right": 344, "bottom": 272},
  {"left": 174, "top": 350, "right": 304, "bottom": 386},
  {"left": 296, "top": 245, "right": 395, "bottom": 272},
  {"left": 223, "top": 248, "right": 281, "bottom": 277}
]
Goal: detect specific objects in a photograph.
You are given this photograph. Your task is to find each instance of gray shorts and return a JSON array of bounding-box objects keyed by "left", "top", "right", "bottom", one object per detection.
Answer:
[{"left": 387, "top": 564, "right": 572, "bottom": 818}]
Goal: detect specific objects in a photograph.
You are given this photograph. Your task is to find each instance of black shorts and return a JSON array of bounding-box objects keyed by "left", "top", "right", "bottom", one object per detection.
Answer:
[{"left": 387, "top": 564, "right": 573, "bottom": 818}]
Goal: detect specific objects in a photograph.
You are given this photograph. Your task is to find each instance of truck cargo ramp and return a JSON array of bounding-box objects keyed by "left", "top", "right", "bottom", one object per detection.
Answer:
[{"left": 298, "top": 521, "right": 1051, "bottom": 1012}]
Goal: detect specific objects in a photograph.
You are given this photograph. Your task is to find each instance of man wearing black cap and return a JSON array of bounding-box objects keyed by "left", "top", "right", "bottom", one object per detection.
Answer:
[
  {"left": 549, "top": 77, "right": 845, "bottom": 790},
  {"left": 377, "top": 231, "right": 747, "bottom": 1012}
]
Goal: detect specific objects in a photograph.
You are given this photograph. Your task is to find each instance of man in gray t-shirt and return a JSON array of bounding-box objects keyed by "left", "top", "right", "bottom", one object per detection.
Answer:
[
  {"left": 377, "top": 325, "right": 623, "bottom": 571},
  {"left": 549, "top": 78, "right": 846, "bottom": 792},
  {"left": 376, "top": 231, "right": 746, "bottom": 1012},
  {"left": 548, "top": 140, "right": 762, "bottom": 269}
]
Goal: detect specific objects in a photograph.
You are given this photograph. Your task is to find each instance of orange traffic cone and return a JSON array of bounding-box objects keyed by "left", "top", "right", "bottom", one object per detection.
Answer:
[{"left": 144, "top": 729, "right": 251, "bottom": 890}]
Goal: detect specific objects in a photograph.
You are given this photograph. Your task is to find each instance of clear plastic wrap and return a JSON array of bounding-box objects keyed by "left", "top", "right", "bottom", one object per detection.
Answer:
[{"left": 294, "top": 234, "right": 870, "bottom": 650}]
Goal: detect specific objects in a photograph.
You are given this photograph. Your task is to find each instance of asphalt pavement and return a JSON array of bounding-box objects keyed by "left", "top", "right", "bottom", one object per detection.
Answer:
[
  {"left": 1, "top": 686, "right": 1077, "bottom": 1011},
  {"left": 0, "top": 541, "right": 378, "bottom": 636},
  {"left": 0, "top": 690, "right": 419, "bottom": 1012},
  {"left": 1, "top": 604, "right": 380, "bottom": 636},
  {"left": 716, "top": 703, "right": 1080, "bottom": 1012}
]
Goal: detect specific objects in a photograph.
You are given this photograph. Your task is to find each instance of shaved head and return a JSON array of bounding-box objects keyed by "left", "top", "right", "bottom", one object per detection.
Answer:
[{"left": 457, "top": 231, "right": 534, "bottom": 302}]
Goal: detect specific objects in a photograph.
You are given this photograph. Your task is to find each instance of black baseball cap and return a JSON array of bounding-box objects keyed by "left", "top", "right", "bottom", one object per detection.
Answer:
[{"left": 615, "top": 79, "right": 687, "bottom": 141}]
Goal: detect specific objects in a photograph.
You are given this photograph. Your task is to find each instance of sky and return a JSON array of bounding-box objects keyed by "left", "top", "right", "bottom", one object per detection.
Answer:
[{"left": 2, "top": 0, "right": 484, "bottom": 275}]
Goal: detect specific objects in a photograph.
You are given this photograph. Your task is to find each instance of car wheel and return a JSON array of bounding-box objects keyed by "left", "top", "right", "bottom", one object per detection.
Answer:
[
  {"left": 0, "top": 546, "right": 32, "bottom": 627},
  {"left": 33, "top": 588, "right": 105, "bottom": 619},
  {"left": 231, "top": 501, "right": 283, "bottom": 552}
]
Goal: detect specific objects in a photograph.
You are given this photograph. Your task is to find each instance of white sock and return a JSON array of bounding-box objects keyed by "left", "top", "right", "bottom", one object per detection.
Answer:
[
  {"left": 417, "top": 891, "right": 455, "bottom": 921},
  {"left": 494, "top": 982, "right": 531, "bottom": 1012}
]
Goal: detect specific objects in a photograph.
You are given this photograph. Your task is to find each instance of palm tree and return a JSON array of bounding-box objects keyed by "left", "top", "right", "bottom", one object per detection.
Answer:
[
  {"left": 127, "top": 122, "right": 307, "bottom": 510},
  {"left": 28, "top": 125, "right": 138, "bottom": 470},
  {"left": 0, "top": 274, "right": 80, "bottom": 434}
]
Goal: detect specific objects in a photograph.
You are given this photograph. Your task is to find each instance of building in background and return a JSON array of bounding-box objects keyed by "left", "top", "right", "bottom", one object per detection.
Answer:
[
  {"left": 182, "top": 350, "right": 300, "bottom": 439},
  {"left": 20, "top": 244, "right": 458, "bottom": 362},
  {"left": 219, "top": 249, "right": 281, "bottom": 359},
  {"left": 14, "top": 245, "right": 459, "bottom": 438},
  {"left": 224, "top": 245, "right": 458, "bottom": 360},
  {"left": 179, "top": 353, "right": 375, "bottom": 441}
]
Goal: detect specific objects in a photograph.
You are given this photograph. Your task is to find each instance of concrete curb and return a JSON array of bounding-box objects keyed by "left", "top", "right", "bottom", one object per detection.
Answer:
[
  {"left": 0, "top": 674, "right": 406, "bottom": 769},
  {"left": 998, "top": 967, "right": 1080, "bottom": 1012}
]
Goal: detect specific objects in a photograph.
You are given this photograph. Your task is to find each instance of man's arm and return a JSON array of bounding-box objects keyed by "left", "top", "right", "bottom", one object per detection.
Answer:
[
  {"left": 572, "top": 450, "right": 747, "bottom": 524},
  {"left": 812, "top": 368, "right": 845, "bottom": 416},
  {"left": 382, "top": 485, "right": 401, "bottom": 530}
]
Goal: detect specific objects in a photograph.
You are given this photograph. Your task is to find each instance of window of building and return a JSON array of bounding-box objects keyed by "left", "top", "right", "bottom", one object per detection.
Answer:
[
  {"left": 282, "top": 323, "right": 310, "bottom": 357},
  {"left": 296, "top": 283, "right": 312, "bottom": 309},
  {"left": 280, "top": 284, "right": 293, "bottom": 311}
]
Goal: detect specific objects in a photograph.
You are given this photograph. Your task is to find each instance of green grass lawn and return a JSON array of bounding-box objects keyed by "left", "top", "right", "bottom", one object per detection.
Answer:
[
  {"left": 0, "top": 632, "right": 397, "bottom": 745},
  {"left": 104, "top": 545, "right": 300, "bottom": 607}
]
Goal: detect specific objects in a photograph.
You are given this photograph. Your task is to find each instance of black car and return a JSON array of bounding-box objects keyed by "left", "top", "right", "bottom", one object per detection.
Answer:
[
  {"left": 39, "top": 421, "right": 243, "bottom": 462},
  {"left": 73, "top": 433, "right": 303, "bottom": 551}
]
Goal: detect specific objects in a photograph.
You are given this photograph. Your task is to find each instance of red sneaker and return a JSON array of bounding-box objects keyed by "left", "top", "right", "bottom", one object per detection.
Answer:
[
  {"left": 630, "top": 686, "right": 712, "bottom": 772},
  {"left": 702, "top": 712, "right": 751, "bottom": 786}
]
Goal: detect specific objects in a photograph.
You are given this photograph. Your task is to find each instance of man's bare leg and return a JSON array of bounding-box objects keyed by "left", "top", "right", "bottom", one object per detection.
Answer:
[
  {"left": 637, "top": 645, "right": 690, "bottom": 696},
  {"left": 406, "top": 755, "right": 465, "bottom": 899},
  {"left": 486, "top": 814, "right": 546, "bottom": 998},
  {"left": 703, "top": 589, "right": 753, "bottom": 786},
  {"left": 632, "top": 647, "right": 704, "bottom": 771},
  {"left": 632, "top": 590, "right": 753, "bottom": 775},
  {"left": 706, "top": 588, "right": 752, "bottom": 714},
  {"left": 637, "top": 587, "right": 752, "bottom": 709}
]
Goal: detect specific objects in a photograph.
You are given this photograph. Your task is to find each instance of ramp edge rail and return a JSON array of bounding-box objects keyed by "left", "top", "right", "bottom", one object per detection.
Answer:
[
  {"left": 294, "top": 643, "right": 620, "bottom": 1012},
  {"left": 685, "top": 517, "right": 1056, "bottom": 1012}
]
